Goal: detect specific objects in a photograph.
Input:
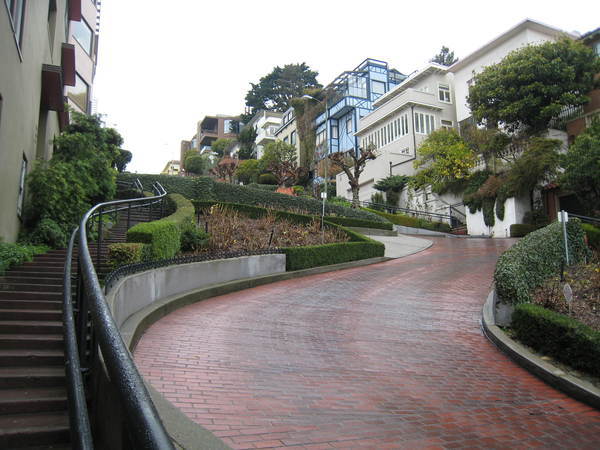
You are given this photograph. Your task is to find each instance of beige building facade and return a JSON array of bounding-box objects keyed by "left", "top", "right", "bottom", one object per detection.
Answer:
[
  {"left": 274, "top": 107, "right": 300, "bottom": 161},
  {"left": 1, "top": 0, "right": 80, "bottom": 243}
]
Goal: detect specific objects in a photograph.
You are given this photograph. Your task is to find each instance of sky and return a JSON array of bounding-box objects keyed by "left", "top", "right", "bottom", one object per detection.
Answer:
[{"left": 93, "top": 0, "right": 599, "bottom": 174}]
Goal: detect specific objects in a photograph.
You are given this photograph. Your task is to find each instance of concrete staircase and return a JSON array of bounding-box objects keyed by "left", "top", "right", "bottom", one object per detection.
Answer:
[{"left": 0, "top": 206, "right": 162, "bottom": 448}]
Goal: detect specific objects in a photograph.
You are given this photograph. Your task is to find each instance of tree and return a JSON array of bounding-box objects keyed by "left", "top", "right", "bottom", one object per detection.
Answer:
[
  {"left": 210, "top": 156, "right": 238, "bottom": 183},
  {"left": 430, "top": 46, "right": 457, "bottom": 66},
  {"left": 413, "top": 129, "right": 477, "bottom": 193},
  {"left": 259, "top": 141, "right": 300, "bottom": 187},
  {"left": 211, "top": 138, "right": 235, "bottom": 157},
  {"left": 374, "top": 175, "right": 411, "bottom": 207},
  {"left": 245, "top": 63, "right": 321, "bottom": 113},
  {"left": 561, "top": 119, "right": 600, "bottom": 215},
  {"left": 113, "top": 149, "right": 132, "bottom": 173},
  {"left": 235, "top": 159, "right": 260, "bottom": 184},
  {"left": 329, "top": 146, "right": 378, "bottom": 208},
  {"left": 184, "top": 154, "right": 207, "bottom": 175},
  {"left": 467, "top": 38, "right": 600, "bottom": 133},
  {"left": 237, "top": 126, "right": 257, "bottom": 159}
]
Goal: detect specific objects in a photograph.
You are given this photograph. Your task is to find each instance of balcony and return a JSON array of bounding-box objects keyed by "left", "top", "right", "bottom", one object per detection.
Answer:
[{"left": 357, "top": 89, "right": 442, "bottom": 134}]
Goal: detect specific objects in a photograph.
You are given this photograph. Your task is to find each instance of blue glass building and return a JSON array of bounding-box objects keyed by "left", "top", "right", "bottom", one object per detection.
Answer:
[{"left": 315, "top": 58, "right": 406, "bottom": 157}]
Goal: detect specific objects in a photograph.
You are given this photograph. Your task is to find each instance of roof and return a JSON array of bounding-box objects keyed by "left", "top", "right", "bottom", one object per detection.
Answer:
[
  {"left": 373, "top": 63, "right": 448, "bottom": 107},
  {"left": 448, "top": 18, "right": 576, "bottom": 73},
  {"left": 581, "top": 27, "right": 600, "bottom": 43}
]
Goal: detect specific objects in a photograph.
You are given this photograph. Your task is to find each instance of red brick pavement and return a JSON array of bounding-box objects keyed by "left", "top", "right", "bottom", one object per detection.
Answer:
[{"left": 134, "top": 237, "right": 600, "bottom": 449}]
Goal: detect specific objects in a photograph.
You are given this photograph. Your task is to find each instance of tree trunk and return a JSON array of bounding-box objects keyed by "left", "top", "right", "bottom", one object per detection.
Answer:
[{"left": 352, "top": 187, "right": 360, "bottom": 209}]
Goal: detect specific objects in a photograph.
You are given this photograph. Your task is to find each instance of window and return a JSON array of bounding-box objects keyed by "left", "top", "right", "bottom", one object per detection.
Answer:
[
  {"left": 371, "top": 80, "right": 386, "bottom": 96},
  {"left": 66, "top": 73, "right": 89, "bottom": 112},
  {"left": 595, "top": 41, "right": 600, "bottom": 56},
  {"left": 47, "top": 0, "right": 57, "bottom": 48},
  {"left": 438, "top": 84, "right": 451, "bottom": 103},
  {"left": 6, "top": 0, "right": 26, "bottom": 49},
  {"left": 414, "top": 112, "right": 435, "bottom": 135},
  {"left": 441, "top": 120, "right": 453, "bottom": 130},
  {"left": 283, "top": 137, "right": 289, "bottom": 144},
  {"left": 17, "top": 155, "right": 27, "bottom": 218},
  {"left": 71, "top": 18, "right": 93, "bottom": 55},
  {"left": 330, "top": 122, "right": 338, "bottom": 139},
  {"left": 290, "top": 130, "right": 296, "bottom": 146},
  {"left": 346, "top": 116, "right": 352, "bottom": 133}
]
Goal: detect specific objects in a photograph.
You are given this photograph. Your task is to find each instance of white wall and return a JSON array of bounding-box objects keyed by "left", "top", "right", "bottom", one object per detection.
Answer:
[{"left": 466, "top": 194, "right": 531, "bottom": 237}]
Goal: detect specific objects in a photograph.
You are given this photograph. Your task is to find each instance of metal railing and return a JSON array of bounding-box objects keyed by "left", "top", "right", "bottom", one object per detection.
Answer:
[
  {"left": 63, "top": 180, "right": 174, "bottom": 449},
  {"left": 360, "top": 200, "right": 455, "bottom": 221},
  {"left": 567, "top": 212, "right": 600, "bottom": 226}
]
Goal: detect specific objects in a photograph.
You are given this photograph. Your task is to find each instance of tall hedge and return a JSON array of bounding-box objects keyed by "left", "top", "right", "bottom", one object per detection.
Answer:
[
  {"left": 117, "top": 173, "right": 387, "bottom": 224},
  {"left": 494, "top": 220, "right": 589, "bottom": 305},
  {"left": 364, "top": 208, "right": 451, "bottom": 232},
  {"left": 126, "top": 193, "right": 195, "bottom": 260}
]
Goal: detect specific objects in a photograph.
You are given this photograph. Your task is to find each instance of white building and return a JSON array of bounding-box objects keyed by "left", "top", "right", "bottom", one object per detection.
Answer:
[
  {"left": 274, "top": 107, "right": 300, "bottom": 161},
  {"left": 337, "top": 63, "right": 461, "bottom": 218},
  {"left": 448, "top": 18, "right": 574, "bottom": 236},
  {"left": 246, "top": 110, "right": 283, "bottom": 159}
]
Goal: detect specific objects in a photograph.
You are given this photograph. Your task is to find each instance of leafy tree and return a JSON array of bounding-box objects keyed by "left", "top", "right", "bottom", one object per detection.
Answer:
[
  {"left": 374, "top": 175, "right": 410, "bottom": 193},
  {"left": 211, "top": 138, "right": 235, "bottom": 157},
  {"left": 245, "top": 63, "right": 321, "bottom": 113},
  {"left": 259, "top": 141, "right": 301, "bottom": 187},
  {"left": 468, "top": 38, "right": 600, "bottom": 133},
  {"left": 430, "top": 46, "right": 457, "bottom": 66},
  {"left": 329, "top": 145, "right": 378, "bottom": 208},
  {"left": 235, "top": 159, "right": 260, "bottom": 184},
  {"left": 237, "top": 126, "right": 257, "bottom": 159},
  {"left": 25, "top": 112, "right": 121, "bottom": 240},
  {"left": 184, "top": 154, "right": 207, "bottom": 175},
  {"left": 461, "top": 124, "right": 512, "bottom": 172},
  {"left": 114, "top": 149, "right": 132, "bottom": 173},
  {"left": 291, "top": 89, "right": 326, "bottom": 173},
  {"left": 413, "top": 129, "right": 477, "bottom": 193},
  {"left": 561, "top": 119, "right": 600, "bottom": 215}
]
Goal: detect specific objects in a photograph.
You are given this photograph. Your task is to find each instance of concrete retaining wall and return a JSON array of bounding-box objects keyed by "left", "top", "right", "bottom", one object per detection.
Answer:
[{"left": 106, "top": 254, "right": 286, "bottom": 328}]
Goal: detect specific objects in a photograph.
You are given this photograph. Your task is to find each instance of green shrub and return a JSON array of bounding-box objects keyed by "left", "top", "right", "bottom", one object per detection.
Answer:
[
  {"left": 0, "top": 242, "right": 48, "bottom": 275},
  {"left": 582, "top": 223, "right": 600, "bottom": 251},
  {"left": 494, "top": 220, "right": 589, "bottom": 305},
  {"left": 126, "top": 193, "right": 195, "bottom": 260},
  {"left": 117, "top": 173, "right": 205, "bottom": 200},
  {"left": 510, "top": 223, "right": 539, "bottom": 238},
  {"left": 512, "top": 303, "right": 600, "bottom": 377},
  {"left": 246, "top": 183, "right": 278, "bottom": 191},
  {"left": 364, "top": 208, "right": 451, "bottom": 233},
  {"left": 107, "top": 243, "right": 146, "bottom": 269},
  {"left": 292, "top": 185, "right": 305, "bottom": 196},
  {"left": 27, "top": 218, "right": 68, "bottom": 249},
  {"left": 322, "top": 216, "right": 393, "bottom": 231},
  {"left": 258, "top": 173, "right": 278, "bottom": 185},
  {"left": 180, "top": 224, "right": 209, "bottom": 252}
]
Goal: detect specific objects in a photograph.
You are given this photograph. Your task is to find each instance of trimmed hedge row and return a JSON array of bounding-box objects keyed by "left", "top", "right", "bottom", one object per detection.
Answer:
[
  {"left": 364, "top": 208, "right": 452, "bottom": 233},
  {"left": 494, "top": 220, "right": 589, "bottom": 305},
  {"left": 246, "top": 183, "right": 278, "bottom": 191},
  {"left": 582, "top": 223, "right": 600, "bottom": 251},
  {"left": 509, "top": 223, "right": 540, "bottom": 237},
  {"left": 194, "top": 200, "right": 385, "bottom": 270},
  {"left": 107, "top": 243, "right": 145, "bottom": 269},
  {"left": 117, "top": 173, "right": 388, "bottom": 224},
  {"left": 512, "top": 303, "right": 600, "bottom": 377},
  {"left": 322, "top": 216, "right": 393, "bottom": 231},
  {"left": 126, "top": 193, "right": 195, "bottom": 260}
]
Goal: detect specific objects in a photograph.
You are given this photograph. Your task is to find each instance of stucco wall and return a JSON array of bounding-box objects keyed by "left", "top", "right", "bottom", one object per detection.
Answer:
[
  {"left": 106, "top": 255, "right": 286, "bottom": 328},
  {"left": 466, "top": 195, "right": 531, "bottom": 237}
]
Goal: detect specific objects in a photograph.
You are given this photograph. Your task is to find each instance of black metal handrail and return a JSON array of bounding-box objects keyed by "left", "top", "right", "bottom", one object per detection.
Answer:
[
  {"left": 63, "top": 180, "right": 174, "bottom": 449},
  {"left": 567, "top": 212, "right": 600, "bottom": 226},
  {"left": 360, "top": 201, "right": 453, "bottom": 222}
]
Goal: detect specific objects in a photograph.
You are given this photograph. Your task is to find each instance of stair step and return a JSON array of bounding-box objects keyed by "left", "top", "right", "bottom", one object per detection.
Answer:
[
  {"left": 8, "top": 266, "right": 64, "bottom": 274},
  {"left": 0, "top": 309, "right": 62, "bottom": 322},
  {"left": 0, "top": 367, "right": 65, "bottom": 388},
  {"left": 0, "top": 334, "right": 63, "bottom": 350},
  {"left": 0, "top": 291, "right": 61, "bottom": 301},
  {"left": 0, "top": 387, "right": 67, "bottom": 415},
  {"left": 0, "top": 283, "right": 63, "bottom": 293},
  {"left": 0, "top": 276, "right": 67, "bottom": 286},
  {"left": 0, "top": 349, "right": 64, "bottom": 366},
  {"left": 0, "top": 299, "right": 62, "bottom": 310},
  {"left": 0, "top": 320, "right": 62, "bottom": 334},
  {"left": 0, "top": 411, "right": 69, "bottom": 447}
]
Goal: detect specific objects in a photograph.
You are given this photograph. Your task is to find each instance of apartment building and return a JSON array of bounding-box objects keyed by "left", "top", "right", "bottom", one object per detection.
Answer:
[
  {"left": 246, "top": 110, "right": 283, "bottom": 158},
  {"left": 274, "top": 107, "right": 300, "bottom": 160},
  {"left": 196, "top": 115, "right": 240, "bottom": 154},
  {"left": 0, "top": 0, "right": 90, "bottom": 243},
  {"left": 337, "top": 63, "right": 459, "bottom": 211},
  {"left": 161, "top": 160, "right": 181, "bottom": 176},
  {"left": 315, "top": 58, "right": 406, "bottom": 159}
]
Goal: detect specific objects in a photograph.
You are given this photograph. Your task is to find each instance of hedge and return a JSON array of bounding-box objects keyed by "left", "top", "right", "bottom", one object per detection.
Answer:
[
  {"left": 509, "top": 223, "right": 540, "bottom": 238},
  {"left": 582, "top": 223, "right": 600, "bottom": 251},
  {"left": 494, "top": 220, "right": 589, "bottom": 305},
  {"left": 194, "top": 201, "right": 385, "bottom": 270},
  {"left": 321, "top": 216, "right": 393, "bottom": 231},
  {"left": 107, "top": 243, "right": 146, "bottom": 269},
  {"left": 364, "top": 208, "right": 452, "bottom": 233},
  {"left": 246, "top": 183, "right": 278, "bottom": 191},
  {"left": 512, "top": 303, "right": 600, "bottom": 377},
  {"left": 126, "top": 193, "right": 195, "bottom": 260},
  {"left": 0, "top": 242, "right": 48, "bottom": 275},
  {"left": 117, "top": 173, "right": 388, "bottom": 224}
]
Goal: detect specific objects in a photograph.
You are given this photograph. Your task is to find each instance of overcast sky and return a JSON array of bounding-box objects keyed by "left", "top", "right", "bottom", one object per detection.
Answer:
[{"left": 93, "top": 0, "right": 599, "bottom": 174}]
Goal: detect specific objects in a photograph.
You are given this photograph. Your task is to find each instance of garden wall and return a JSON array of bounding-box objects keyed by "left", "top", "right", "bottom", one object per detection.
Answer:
[{"left": 466, "top": 194, "right": 531, "bottom": 237}]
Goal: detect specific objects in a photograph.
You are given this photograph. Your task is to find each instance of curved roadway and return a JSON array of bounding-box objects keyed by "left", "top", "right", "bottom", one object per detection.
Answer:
[{"left": 135, "top": 237, "right": 600, "bottom": 449}]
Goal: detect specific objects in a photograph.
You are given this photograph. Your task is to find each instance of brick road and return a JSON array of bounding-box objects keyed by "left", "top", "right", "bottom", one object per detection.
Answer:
[{"left": 134, "top": 237, "right": 600, "bottom": 449}]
